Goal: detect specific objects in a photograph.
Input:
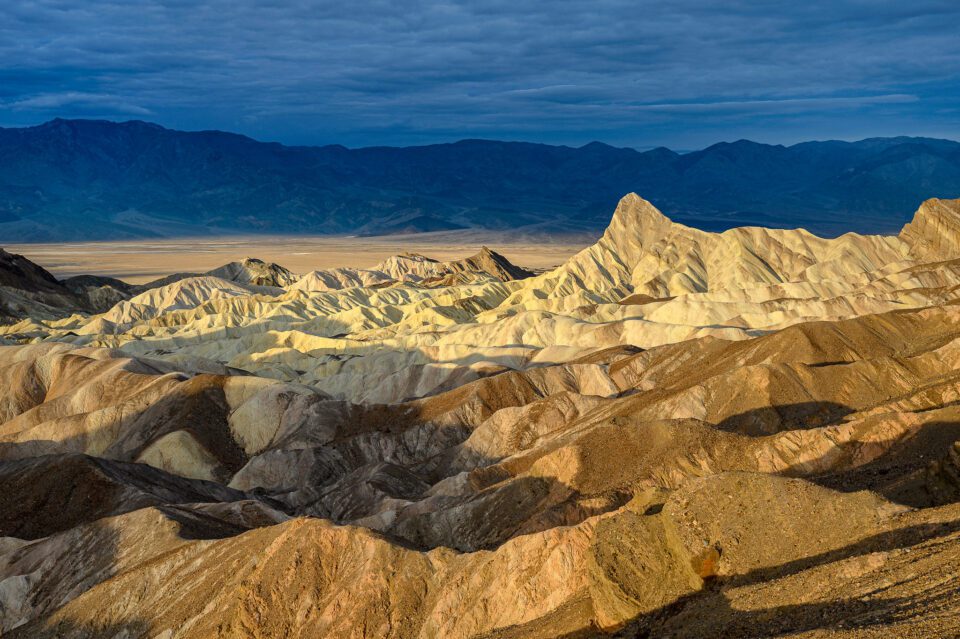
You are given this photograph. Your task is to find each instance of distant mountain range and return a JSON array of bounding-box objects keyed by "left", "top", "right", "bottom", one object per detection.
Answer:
[{"left": 1, "top": 118, "right": 959, "bottom": 241}]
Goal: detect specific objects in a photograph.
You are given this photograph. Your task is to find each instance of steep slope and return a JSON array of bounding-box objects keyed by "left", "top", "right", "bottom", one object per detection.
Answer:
[
  {"left": 0, "top": 454, "right": 262, "bottom": 539},
  {"left": 0, "top": 248, "right": 87, "bottom": 322},
  {"left": 10, "top": 194, "right": 958, "bottom": 405},
  {"left": 494, "top": 192, "right": 912, "bottom": 315},
  {"left": 3, "top": 472, "right": 958, "bottom": 638},
  {"left": 898, "top": 197, "right": 960, "bottom": 260},
  {"left": 438, "top": 246, "right": 536, "bottom": 282},
  {"left": 61, "top": 274, "right": 136, "bottom": 313},
  {"left": 96, "top": 275, "right": 284, "bottom": 327},
  {"left": 0, "top": 250, "right": 305, "bottom": 327},
  {"left": 4, "top": 194, "right": 960, "bottom": 636},
  {"left": 4, "top": 295, "right": 960, "bottom": 553},
  {"left": 206, "top": 258, "right": 298, "bottom": 287},
  {"left": 138, "top": 257, "right": 298, "bottom": 290}
]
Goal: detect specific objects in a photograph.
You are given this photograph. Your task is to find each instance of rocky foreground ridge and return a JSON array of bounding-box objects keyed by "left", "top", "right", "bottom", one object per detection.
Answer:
[{"left": 1, "top": 195, "right": 960, "bottom": 637}]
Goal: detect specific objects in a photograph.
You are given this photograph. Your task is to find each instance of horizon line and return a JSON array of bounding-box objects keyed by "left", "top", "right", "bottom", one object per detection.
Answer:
[{"left": 2, "top": 116, "right": 958, "bottom": 155}]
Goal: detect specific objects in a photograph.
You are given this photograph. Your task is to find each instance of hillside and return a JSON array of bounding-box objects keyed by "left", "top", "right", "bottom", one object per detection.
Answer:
[
  {"left": 2, "top": 119, "right": 960, "bottom": 241},
  {"left": 1, "top": 194, "right": 960, "bottom": 636}
]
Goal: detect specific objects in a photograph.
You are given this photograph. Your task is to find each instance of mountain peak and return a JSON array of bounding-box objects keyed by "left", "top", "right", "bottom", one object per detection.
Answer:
[
  {"left": 595, "top": 193, "right": 679, "bottom": 264},
  {"left": 899, "top": 198, "right": 960, "bottom": 261},
  {"left": 456, "top": 246, "right": 534, "bottom": 281},
  {"left": 579, "top": 141, "right": 615, "bottom": 151},
  {"left": 610, "top": 191, "right": 674, "bottom": 228},
  {"left": 206, "top": 257, "right": 297, "bottom": 287}
]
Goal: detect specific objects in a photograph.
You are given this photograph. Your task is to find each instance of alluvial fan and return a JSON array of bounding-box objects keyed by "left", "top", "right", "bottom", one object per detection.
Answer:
[{"left": 2, "top": 194, "right": 960, "bottom": 638}]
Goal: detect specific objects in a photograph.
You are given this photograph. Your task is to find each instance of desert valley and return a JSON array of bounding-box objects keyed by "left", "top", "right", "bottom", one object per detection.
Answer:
[
  {"left": 1, "top": 193, "right": 960, "bottom": 637},
  {"left": 4, "top": 0, "right": 960, "bottom": 636}
]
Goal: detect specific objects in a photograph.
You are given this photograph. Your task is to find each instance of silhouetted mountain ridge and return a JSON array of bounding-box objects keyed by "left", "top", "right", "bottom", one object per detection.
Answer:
[{"left": 1, "top": 118, "right": 959, "bottom": 240}]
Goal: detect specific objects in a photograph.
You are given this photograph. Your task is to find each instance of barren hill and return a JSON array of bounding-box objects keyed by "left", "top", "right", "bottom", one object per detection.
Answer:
[{"left": 1, "top": 195, "right": 960, "bottom": 637}]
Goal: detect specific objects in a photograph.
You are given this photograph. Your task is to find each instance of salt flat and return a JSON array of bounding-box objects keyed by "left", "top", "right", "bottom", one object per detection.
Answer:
[{"left": 6, "top": 231, "right": 592, "bottom": 284}]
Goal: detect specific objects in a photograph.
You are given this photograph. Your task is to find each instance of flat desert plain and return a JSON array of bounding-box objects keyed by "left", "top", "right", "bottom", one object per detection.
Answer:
[{"left": 5, "top": 231, "right": 592, "bottom": 283}]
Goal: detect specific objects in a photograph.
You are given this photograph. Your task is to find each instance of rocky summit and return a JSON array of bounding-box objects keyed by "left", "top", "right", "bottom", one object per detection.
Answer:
[{"left": 2, "top": 194, "right": 960, "bottom": 637}]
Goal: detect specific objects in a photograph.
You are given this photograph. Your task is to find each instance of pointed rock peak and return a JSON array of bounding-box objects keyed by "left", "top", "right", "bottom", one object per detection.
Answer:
[
  {"left": 899, "top": 198, "right": 960, "bottom": 261},
  {"left": 468, "top": 246, "right": 506, "bottom": 264},
  {"left": 615, "top": 192, "right": 671, "bottom": 219},
  {"left": 605, "top": 193, "right": 676, "bottom": 243},
  {"left": 395, "top": 252, "right": 437, "bottom": 263},
  {"left": 450, "top": 246, "right": 534, "bottom": 281},
  {"left": 205, "top": 257, "right": 296, "bottom": 287}
]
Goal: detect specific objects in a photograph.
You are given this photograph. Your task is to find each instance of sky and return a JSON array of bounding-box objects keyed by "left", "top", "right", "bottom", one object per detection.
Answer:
[{"left": 1, "top": 0, "right": 959, "bottom": 149}]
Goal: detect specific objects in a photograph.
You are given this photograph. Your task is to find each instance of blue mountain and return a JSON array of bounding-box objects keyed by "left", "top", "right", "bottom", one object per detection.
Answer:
[{"left": 1, "top": 119, "right": 959, "bottom": 240}]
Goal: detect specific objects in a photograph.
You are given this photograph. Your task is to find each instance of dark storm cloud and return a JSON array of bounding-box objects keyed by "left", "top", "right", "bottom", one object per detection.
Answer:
[{"left": 1, "top": 0, "right": 958, "bottom": 148}]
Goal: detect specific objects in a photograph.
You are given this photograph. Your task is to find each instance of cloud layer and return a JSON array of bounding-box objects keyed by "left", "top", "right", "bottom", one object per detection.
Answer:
[{"left": 2, "top": 0, "right": 959, "bottom": 148}]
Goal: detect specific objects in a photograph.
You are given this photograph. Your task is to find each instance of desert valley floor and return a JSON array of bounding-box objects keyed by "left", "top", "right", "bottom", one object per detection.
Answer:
[
  {"left": 1, "top": 194, "right": 960, "bottom": 637},
  {"left": 5, "top": 232, "right": 588, "bottom": 285}
]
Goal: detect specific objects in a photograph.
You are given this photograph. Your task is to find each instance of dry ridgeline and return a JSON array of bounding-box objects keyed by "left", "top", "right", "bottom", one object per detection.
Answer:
[{"left": 2, "top": 194, "right": 960, "bottom": 637}]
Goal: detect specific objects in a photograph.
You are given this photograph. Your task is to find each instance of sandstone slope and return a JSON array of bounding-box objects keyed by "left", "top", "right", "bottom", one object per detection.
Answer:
[{"left": 2, "top": 194, "right": 960, "bottom": 637}]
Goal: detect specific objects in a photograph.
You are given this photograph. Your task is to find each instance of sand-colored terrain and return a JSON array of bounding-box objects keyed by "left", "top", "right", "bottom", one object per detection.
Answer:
[
  {"left": 5, "top": 232, "right": 591, "bottom": 284},
  {"left": 2, "top": 194, "right": 960, "bottom": 637}
]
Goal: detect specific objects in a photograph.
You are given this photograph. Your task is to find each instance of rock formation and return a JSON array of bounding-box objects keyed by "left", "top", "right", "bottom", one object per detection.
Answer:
[
  {"left": 206, "top": 257, "right": 299, "bottom": 288},
  {"left": 2, "top": 194, "right": 960, "bottom": 637},
  {"left": 290, "top": 246, "right": 535, "bottom": 293},
  {"left": 0, "top": 248, "right": 88, "bottom": 322}
]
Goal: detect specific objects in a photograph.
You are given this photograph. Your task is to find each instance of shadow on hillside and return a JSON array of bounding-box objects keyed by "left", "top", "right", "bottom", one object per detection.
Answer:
[
  {"left": 0, "top": 523, "right": 138, "bottom": 638},
  {"left": 478, "top": 511, "right": 960, "bottom": 639},
  {"left": 704, "top": 402, "right": 960, "bottom": 508},
  {"left": 714, "top": 400, "right": 855, "bottom": 436},
  {"left": 0, "top": 428, "right": 279, "bottom": 635},
  {"left": 2, "top": 346, "right": 959, "bottom": 635},
  {"left": 804, "top": 418, "right": 960, "bottom": 508},
  {"left": 609, "top": 517, "right": 960, "bottom": 639},
  {"left": 7, "top": 612, "right": 151, "bottom": 639},
  {"left": 0, "top": 367, "right": 273, "bottom": 540},
  {"left": 0, "top": 448, "right": 229, "bottom": 539}
]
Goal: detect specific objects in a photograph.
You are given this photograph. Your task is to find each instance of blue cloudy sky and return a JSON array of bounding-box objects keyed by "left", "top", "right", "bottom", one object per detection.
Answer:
[{"left": 2, "top": 0, "right": 959, "bottom": 149}]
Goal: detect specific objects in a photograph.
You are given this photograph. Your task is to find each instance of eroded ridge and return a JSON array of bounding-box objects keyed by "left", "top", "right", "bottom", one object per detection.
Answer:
[{"left": 1, "top": 195, "right": 960, "bottom": 637}]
